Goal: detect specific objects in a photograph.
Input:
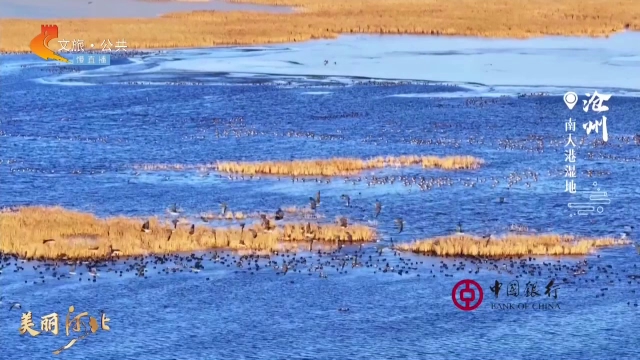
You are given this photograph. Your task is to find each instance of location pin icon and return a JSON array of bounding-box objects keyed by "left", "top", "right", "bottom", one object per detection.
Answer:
[{"left": 564, "top": 92, "right": 578, "bottom": 110}]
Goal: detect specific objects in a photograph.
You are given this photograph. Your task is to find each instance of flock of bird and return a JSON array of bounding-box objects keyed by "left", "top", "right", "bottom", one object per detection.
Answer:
[
  {"left": 3, "top": 244, "right": 639, "bottom": 310},
  {"left": 2, "top": 59, "right": 639, "bottom": 316}
]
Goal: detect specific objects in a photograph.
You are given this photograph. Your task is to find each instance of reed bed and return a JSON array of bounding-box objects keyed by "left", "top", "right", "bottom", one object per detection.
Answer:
[
  {"left": 133, "top": 156, "right": 482, "bottom": 176},
  {"left": 2, "top": 0, "right": 639, "bottom": 52},
  {"left": 396, "top": 234, "right": 630, "bottom": 258},
  {"left": 0, "top": 207, "right": 376, "bottom": 260},
  {"left": 216, "top": 155, "right": 483, "bottom": 176}
]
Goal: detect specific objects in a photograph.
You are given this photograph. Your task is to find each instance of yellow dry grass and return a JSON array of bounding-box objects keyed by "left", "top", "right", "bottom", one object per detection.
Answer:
[
  {"left": 215, "top": 155, "right": 483, "bottom": 176},
  {"left": 1, "top": 0, "right": 639, "bottom": 52},
  {"left": 396, "top": 233, "right": 630, "bottom": 258},
  {"left": 0, "top": 207, "right": 376, "bottom": 260},
  {"left": 134, "top": 156, "right": 482, "bottom": 176}
]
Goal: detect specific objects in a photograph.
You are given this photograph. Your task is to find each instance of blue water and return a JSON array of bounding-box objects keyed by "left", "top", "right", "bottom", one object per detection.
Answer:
[{"left": 1, "top": 36, "right": 640, "bottom": 360}]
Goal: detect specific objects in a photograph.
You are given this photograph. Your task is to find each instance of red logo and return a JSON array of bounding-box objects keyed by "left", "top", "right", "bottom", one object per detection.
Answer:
[{"left": 452, "top": 279, "right": 483, "bottom": 311}]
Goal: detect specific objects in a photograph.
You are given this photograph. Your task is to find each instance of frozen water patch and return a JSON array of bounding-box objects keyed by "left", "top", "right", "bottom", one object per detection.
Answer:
[
  {"left": 388, "top": 91, "right": 511, "bottom": 98},
  {"left": 301, "top": 91, "right": 332, "bottom": 95},
  {"left": 151, "top": 32, "right": 640, "bottom": 90},
  {"left": 33, "top": 78, "right": 95, "bottom": 86},
  {"left": 9, "top": 32, "right": 640, "bottom": 94}
]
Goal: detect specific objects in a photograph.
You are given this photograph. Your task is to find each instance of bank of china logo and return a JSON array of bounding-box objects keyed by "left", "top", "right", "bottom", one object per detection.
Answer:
[{"left": 30, "top": 25, "right": 69, "bottom": 63}]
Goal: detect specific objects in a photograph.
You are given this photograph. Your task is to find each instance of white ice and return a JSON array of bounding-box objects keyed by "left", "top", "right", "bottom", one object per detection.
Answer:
[
  {"left": 7, "top": 32, "right": 640, "bottom": 96},
  {"left": 153, "top": 32, "right": 640, "bottom": 94}
]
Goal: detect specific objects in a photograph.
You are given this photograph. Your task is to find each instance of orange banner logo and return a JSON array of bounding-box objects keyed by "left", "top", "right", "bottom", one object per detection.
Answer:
[{"left": 29, "top": 25, "right": 69, "bottom": 63}]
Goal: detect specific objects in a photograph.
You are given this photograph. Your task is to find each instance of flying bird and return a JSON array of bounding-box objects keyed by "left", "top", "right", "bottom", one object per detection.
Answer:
[
  {"left": 309, "top": 197, "right": 317, "bottom": 211},
  {"left": 375, "top": 200, "right": 382, "bottom": 218},
  {"left": 171, "top": 218, "right": 179, "bottom": 230},
  {"left": 395, "top": 218, "right": 404, "bottom": 233},
  {"left": 221, "top": 203, "right": 228, "bottom": 215},
  {"left": 9, "top": 302, "right": 21, "bottom": 310},
  {"left": 315, "top": 191, "right": 321, "bottom": 205}
]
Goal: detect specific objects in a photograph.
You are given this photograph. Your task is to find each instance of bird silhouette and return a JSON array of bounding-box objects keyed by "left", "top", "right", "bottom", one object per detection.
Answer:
[
  {"left": 108, "top": 245, "right": 121, "bottom": 256},
  {"left": 456, "top": 221, "right": 463, "bottom": 233},
  {"left": 221, "top": 203, "right": 228, "bottom": 215},
  {"left": 375, "top": 200, "right": 382, "bottom": 218},
  {"left": 239, "top": 223, "right": 246, "bottom": 245},
  {"left": 338, "top": 217, "right": 348, "bottom": 228},
  {"left": 168, "top": 203, "right": 180, "bottom": 215},
  {"left": 395, "top": 218, "right": 404, "bottom": 233},
  {"left": 260, "top": 214, "right": 270, "bottom": 229},
  {"left": 275, "top": 208, "right": 284, "bottom": 221},
  {"left": 309, "top": 197, "right": 317, "bottom": 211},
  {"left": 171, "top": 218, "right": 179, "bottom": 230},
  {"left": 189, "top": 224, "right": 195, "bottom": 235},
  {"left": 315, "top": 191, "right": 321, "bottom": 205},
  {"left": 9, "top": 302, "right": 21, "bottom": 310},
  {"left": 141, "top": 220, "right": 150, "bottom": 233},
  {"left": 341, "top": 194, "right": 351, "bottom": 207}
]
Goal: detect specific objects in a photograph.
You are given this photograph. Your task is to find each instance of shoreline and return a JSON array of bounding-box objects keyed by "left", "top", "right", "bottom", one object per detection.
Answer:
[
  {"left": 1, "top": 30, "right": 635, "bottom": 56},
  {"left": 1, "top": 0, "right": 638, "bottom": 52}
]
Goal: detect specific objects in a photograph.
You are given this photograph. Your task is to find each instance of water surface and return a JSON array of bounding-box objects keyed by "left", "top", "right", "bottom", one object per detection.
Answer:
[{"left": 1, "top": 34, "right": 639, "bottom": 360}]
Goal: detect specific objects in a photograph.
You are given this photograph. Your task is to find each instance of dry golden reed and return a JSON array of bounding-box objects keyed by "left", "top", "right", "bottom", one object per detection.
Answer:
[
  {"left": 1, "top": 0, "right": 639, "bottom": 52},
  {"left": 217, "top": 155, "right": 483, "bottom": 175},
  {"left": 396, "top": 233, "right": 630, "bottom": 258},
  {"left": 0, "top": 207, "right": 375, "bottom": 259},
  {"left": 136, "top": 155, "right": 483, "bottom": 176}
]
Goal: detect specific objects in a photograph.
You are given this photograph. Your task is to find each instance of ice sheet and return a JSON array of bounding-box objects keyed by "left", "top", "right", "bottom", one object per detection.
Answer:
[
  {"left": 152, "top": 32, "right": 640, "bottom": 92},
  {"left": 5, "top": 32, "right": 640, "bottom": 96}
]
